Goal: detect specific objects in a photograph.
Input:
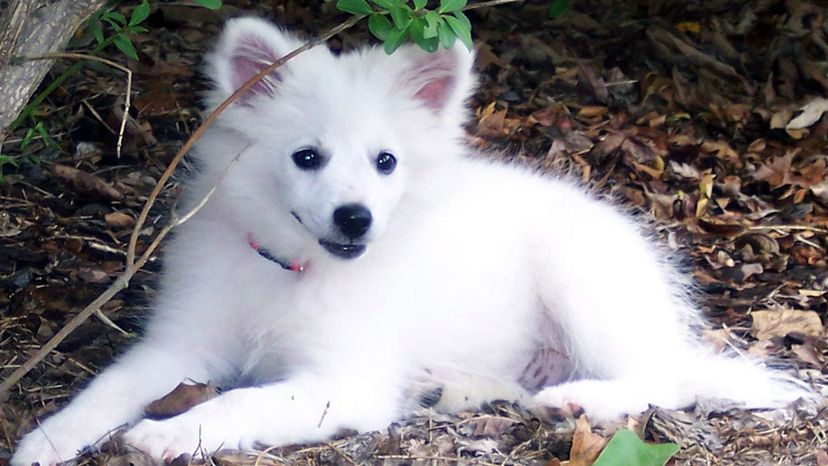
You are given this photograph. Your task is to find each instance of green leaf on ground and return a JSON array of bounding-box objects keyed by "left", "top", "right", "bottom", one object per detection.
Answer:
[{"left": 592, "top": 429, "right": 679, "bottom": 466}]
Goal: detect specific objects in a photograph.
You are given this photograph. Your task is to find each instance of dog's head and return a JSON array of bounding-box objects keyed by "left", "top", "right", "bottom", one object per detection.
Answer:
[{"left": 199, "top": 17, "right": 475, "bottom": 261}]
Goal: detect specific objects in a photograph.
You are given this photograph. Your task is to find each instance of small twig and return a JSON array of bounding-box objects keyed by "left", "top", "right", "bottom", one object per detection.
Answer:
[
  {"left": 93, "top": 309, "right": 129, "bottom": 336},
  {"left": 253, "top": 445, "right": 286, "bottom": 466},
  {"left": 24, "top": 52, "right": 132, "bottom": 158},
  {"left": 464, "top": 0, "right": 524, "bottom": 10},
  {"left": 748, "top": 225, "right": 828, "bottom": 234},
  {"left": 325, "top": 442, "right": 358, "bottom": 465},
  {"left": 375, "top": 454, "right": 500, "bottom": 466},
  {"left": 174, "top": 145, "right": 249, "bottom": 227},
  {"left": 317, "top": 400, "right": 332, "bottom": 428}
]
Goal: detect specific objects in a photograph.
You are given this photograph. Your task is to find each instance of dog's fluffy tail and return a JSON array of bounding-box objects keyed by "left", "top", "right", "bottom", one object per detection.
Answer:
[{"left": 676, "top": 349, "right": 817, "bottom": 409}]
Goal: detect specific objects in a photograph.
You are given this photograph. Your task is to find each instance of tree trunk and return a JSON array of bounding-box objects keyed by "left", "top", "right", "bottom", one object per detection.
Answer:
[{"left": 0, "top": 0, "right": 106, "bottom": 143}]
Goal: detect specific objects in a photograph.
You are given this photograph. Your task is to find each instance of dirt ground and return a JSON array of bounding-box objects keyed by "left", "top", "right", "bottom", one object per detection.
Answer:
[{"left": 1, "top": 0, "right": 827, "bottom": 465}]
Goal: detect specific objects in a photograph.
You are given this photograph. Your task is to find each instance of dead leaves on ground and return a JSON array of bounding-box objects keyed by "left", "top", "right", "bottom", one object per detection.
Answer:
[{"left": 144, "top": 381, "right": 219, "bottom": 420}]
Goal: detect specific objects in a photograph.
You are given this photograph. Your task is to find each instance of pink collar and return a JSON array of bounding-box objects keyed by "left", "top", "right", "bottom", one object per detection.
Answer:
[{"left": 247, "top": 233, "right": 306, "bottom": 273}]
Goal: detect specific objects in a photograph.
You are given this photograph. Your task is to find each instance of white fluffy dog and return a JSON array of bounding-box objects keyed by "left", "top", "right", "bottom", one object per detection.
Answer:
[{"left": 13, "top": 17, "right": 812, "bottom": 464}]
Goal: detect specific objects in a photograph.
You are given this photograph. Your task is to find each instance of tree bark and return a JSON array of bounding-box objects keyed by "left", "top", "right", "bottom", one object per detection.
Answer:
[{"left": 0, "top": 0, "right": 106, "bottom": 143}]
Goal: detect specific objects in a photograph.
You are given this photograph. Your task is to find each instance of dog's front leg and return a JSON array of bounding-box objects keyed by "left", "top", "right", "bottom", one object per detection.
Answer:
[
  {"left": 124, "top": 371, "right": 401, "bottom": 460},
  {"left": 12, "top": 342, "right": 211, "bottom": 466}
]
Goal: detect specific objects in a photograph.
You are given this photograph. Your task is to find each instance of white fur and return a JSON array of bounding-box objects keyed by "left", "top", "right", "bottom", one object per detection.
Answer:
[{"left": 12, "top": 17, "right": 814, "bottom": 464}]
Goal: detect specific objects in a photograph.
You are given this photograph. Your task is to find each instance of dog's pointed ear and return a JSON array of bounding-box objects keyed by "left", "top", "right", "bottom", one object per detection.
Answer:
[
  {"left": 209, "top": 17, "right": 303, "bottom": 104},
  {"left": 395, "top": 43, "right": 476, "bottom": 120}
]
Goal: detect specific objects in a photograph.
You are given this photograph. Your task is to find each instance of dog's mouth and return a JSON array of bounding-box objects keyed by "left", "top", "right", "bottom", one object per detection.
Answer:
[{"left": 319, "top": 239, "right": 366, "bottom": 259}]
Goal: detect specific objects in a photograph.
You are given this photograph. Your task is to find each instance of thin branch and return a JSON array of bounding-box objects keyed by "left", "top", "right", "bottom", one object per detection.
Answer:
[
  {"left": 174, "top": 145, "right": 248, "bottom": 227},
  {"left": 464, "top": 0, "right": 524, "bottom": 11},
  {"left": 24, "top": 52, "right": 132, "bottom": 158},
  {"left": 748, "top": 225, "right": 828, "bottom": 234}
]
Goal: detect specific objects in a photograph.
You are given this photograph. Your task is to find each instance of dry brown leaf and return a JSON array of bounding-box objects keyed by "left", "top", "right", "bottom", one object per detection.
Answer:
[
  {"left": 792, "top": 343, "right": 823, "bottom": 367},
  {"left": 816, "top": 449, "right": 828, "bottom": 466},
  {"left": 669, "top": 161, "right": 700, "bottom": 180},
  {"left": 50, "top": 164, "right": 125, "bottom": 202},
  {"left": 466, "top": 415, "right": 517, "bottom": 438},
  {"left": 569, "top": 415, "right": 606, "bottom": 466},
  {"left": 702, "top": 329, "right": 731, "bottom": 353},
  {"left": 786, "top": 99, "right": 828, "bottom": 130},
  {"left": 753, "top": 150, "right": 798, "bottom": 188},
  {"left": 144, "top": 381, "right": 219, "bottom": 420},
  {"left": 750, "top": 310, "right": 823, "bottom": 340},
  {"left": 696, "top": 218, "right": 746, "bottom": 237},
  {"left": 578, "top": 106, "right": 608, "bottom": 118},
  {"left": 77, "top": 266, "right": 109, "bottom": 284},
  {"left": 105, "top": 212, "right": 135, "bottom": 228}
]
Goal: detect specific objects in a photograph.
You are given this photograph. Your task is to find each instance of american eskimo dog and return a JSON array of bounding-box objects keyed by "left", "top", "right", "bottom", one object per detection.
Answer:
[{"left": 13, "top": 17, "right": 813, "bottom": 464}]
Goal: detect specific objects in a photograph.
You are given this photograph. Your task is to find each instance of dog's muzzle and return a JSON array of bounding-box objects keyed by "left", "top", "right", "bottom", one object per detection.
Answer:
[{"left": 319, "top": 239, "right": 366, "bottom": 259}]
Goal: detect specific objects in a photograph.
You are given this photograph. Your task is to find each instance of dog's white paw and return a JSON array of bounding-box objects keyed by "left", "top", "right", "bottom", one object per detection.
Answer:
[
  {"left": 12, "top": 427, "right": 82, "bottom": 466},
  {"left": 533, "top": 380, "right": 648, "bottom": 421},
  {"left": 125, "top": 410, "right": 252, "bottom": 460},
  {"left": 124, "top": 418, "right": 203, "bottom": 461}
]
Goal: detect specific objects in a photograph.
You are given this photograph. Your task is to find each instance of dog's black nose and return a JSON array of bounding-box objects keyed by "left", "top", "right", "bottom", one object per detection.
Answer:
[{"left": 333, "top": 204, "right": 372, "bottom": 240}]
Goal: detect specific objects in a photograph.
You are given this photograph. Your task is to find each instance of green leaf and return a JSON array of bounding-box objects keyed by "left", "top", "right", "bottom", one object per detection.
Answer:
[
  {"left": 437, "top": 21, "right": 456, "bottom": 48},
  {"left": 20, "top": 127, "right": 35, "bottom": 150},
  {"left": 547, "top": 0, "right": 571, "bottom": 18},
  {"left": 388, "top": 3, "right": 413, "bottom": 29},
  {"left": 130, "top": 25, "right": 149, "bottom": 34},
  {"left": 113, "top": 33, "right": 139, "bottom": 60},
  {"left": 90, "top": 22, "right": 105, "bottom": 45},
  {"left": 384, "top": 23, "right": 410, "bottom": 54},
  {"left": 368, "top": 14, "right": 393, "bottom": 41},
  {"left": 443, "top": 14, "right": 472, "bottom": 49},
  {"left": 102, "top": 17, "right": 123, "bottom": 31},
  {"left": 413, "top": 0, "right": 426, "bottom": 10},
  {"left": 452, "top": 10, "right": 471, "bottom": 30},
  {"left": 438, "top": 0, "right": 466, "bottom": 13},
  {"left": 410, "top": 17, "right": 439, "bottom": 52},
  {"left": 103, "top": 11, "right": 128, "bottom": 26},
  {"left": 423, "top": 10, "right": 440, "bottom": 38},
  {"left": 370, "top": 0, "right": 396, "bottom": 9},
  {"left": 337, "top": 0, "right": 374, "bottom": 15},
  {"left": 194, "top": 0, "right": 223, "bottom": 9},
  {"left": 592, "top": 430, "right": 679, "bottom": 466},
  {"left": 0, "top": 155, "right": 20, "bottom": 175},
  {"left": 129, "top": 0, "right": 151, "bottom": 26}
]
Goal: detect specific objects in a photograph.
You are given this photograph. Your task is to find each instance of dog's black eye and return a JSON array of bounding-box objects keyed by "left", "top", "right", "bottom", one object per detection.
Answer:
[
  {"left": 292, "top": 148, "right": 325, "bottom": 171},
  {"left": 376, "top": 152, "right": 397, "bottom": 175}
]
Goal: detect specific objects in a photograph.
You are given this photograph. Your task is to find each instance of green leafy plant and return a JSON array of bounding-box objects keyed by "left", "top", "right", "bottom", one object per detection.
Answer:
[
  {"left": 592, "top": 429, "right": 679, "bottom": 466},
  {"left": 11, "top": 0, "right": 223, "bottom": 133},
  {"left": 332, "top": 0, "right": 473, "bottom": 54},
  {"left": 87, "top": 0, "right": 151, "bottom": 60},
  {"left": 19, "top": 118, "right": 59, "bottom": 152},
  {"left": 547, "top": 0, "right": 571, "bottom": 18}
]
